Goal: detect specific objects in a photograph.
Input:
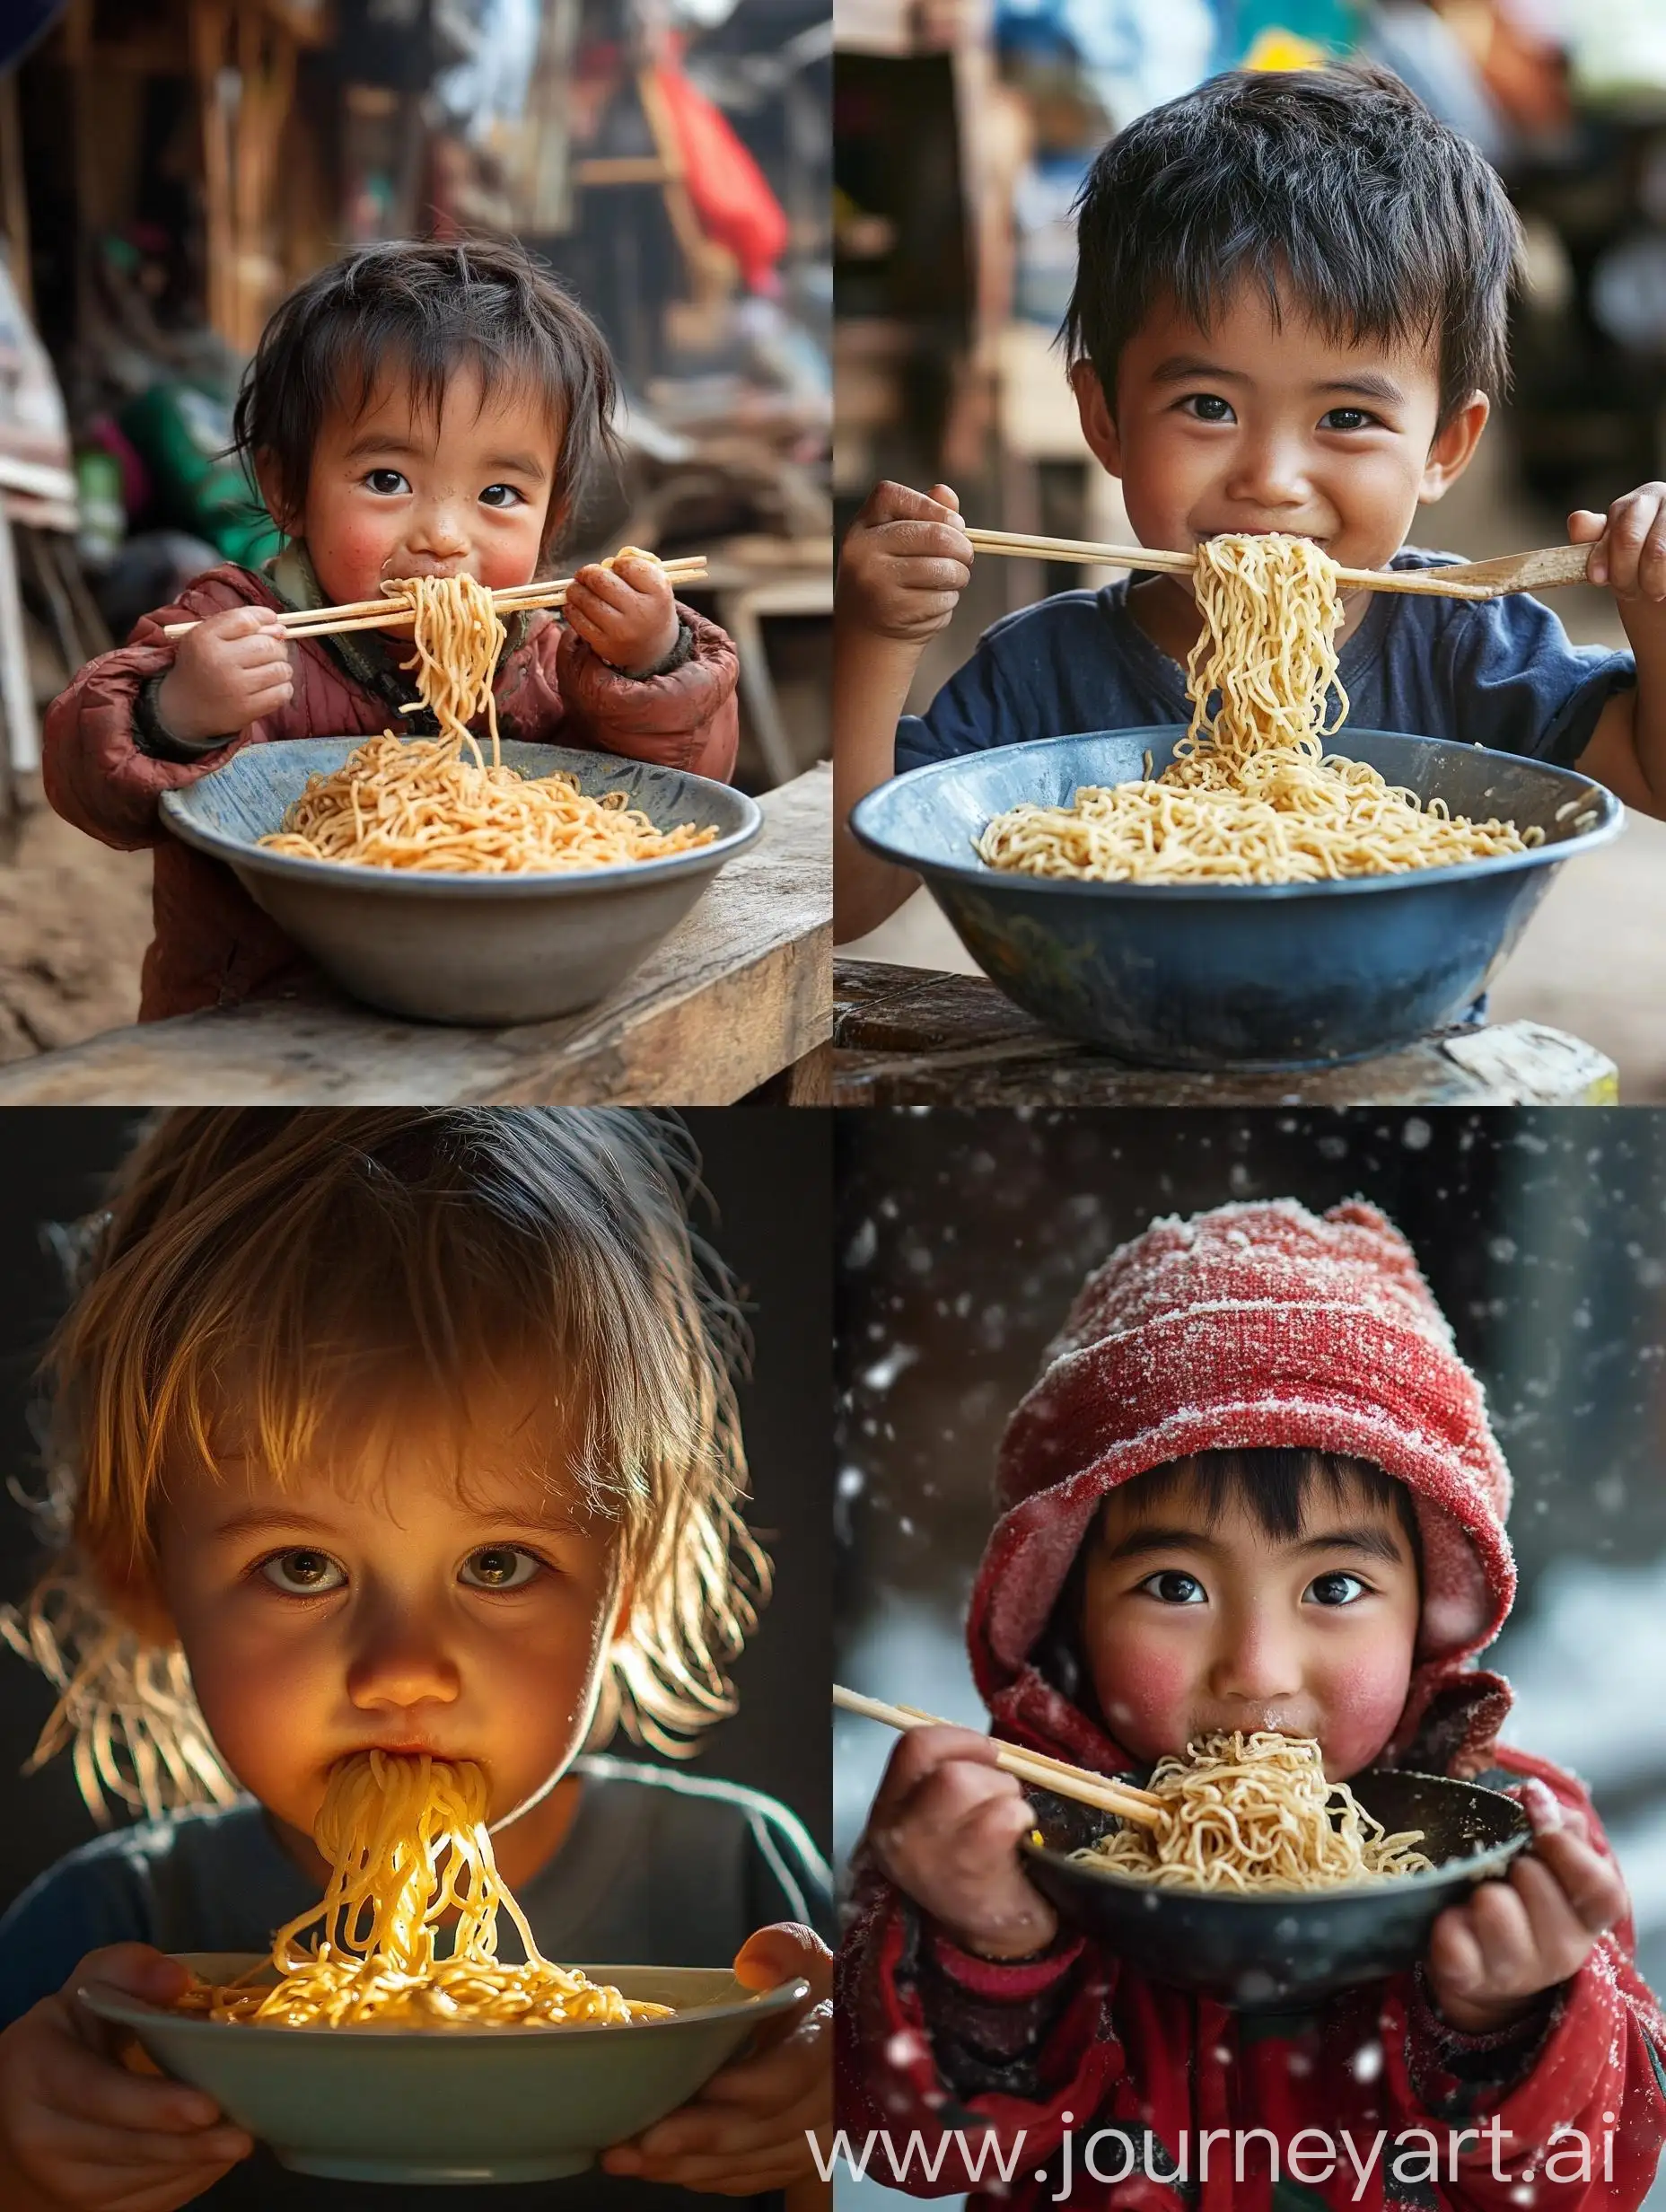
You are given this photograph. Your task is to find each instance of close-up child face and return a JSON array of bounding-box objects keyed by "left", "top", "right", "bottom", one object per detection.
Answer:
[
  {"left": 1079, "top": 1461, "right": 1422, "bottom": 1781},
  {"left": 1075, "top": 280, "right": 1487, "bottom": 582},
  {"left": 277, "top": 360, "right": 560, "bottom": 618},
  {"left": 135, "top": 1365, "right": 625, "bottom": 1888}
]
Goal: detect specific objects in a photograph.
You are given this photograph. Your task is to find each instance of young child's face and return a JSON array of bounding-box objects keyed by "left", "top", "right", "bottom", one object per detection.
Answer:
[
  {"left": 142, "top": 1368, "right": 624, "bottom": 1887},
  {"left": 1078, "top": 1466, "right": 1421, "bottom": 1781},
  {"left": 1074, "top": 281, "right": 1488, "bottom": 577},
  {"left": 285, "top": 363, "right": 559, "bottom": 617}
]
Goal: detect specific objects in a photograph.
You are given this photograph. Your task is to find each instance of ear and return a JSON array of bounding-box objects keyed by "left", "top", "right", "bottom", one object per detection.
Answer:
[
  {"left": 1417, "top": 391, "right": 1490, "bottom": 506},
  {"left": 252, "top": 452, "right": 300, "bottom": 538},
  {"left": 1071, "top": 360, "right": 1124, "bottom": 479}
]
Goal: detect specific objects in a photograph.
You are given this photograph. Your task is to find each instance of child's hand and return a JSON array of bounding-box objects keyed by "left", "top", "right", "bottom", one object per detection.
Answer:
[
  {"left": 600, "top": 1924, "right": 830, "bottom": 2196},
  {"left": 0, "top": 1944, "right": 252, "bottom": 2210},
  {"left": 1569, "top": 483, "right": 1666, "bottom": 610},
  {"left": 837, "top": 481, "right": 974, "bottom": 645},
  {"left": 1425, "top": 1779, "right": 1628, "bottom": 2033},
  {"left": 156, "top": 606, "right": 293, "bottom": 746},
  {"left": 563, "top": 552, "right": 680, "bottom": 676},
  {"left": 864, "top": 1724, "right": 1057, "bottom": 1961}
]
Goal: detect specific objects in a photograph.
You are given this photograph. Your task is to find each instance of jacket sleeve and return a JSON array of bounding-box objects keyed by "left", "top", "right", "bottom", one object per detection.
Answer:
[
  {"left": 1382, "top": 1751, "right": 1666, "bottom": 2210},
  {"left": 41, "top": 566, "right": 285, "bottom": 851},
  {"left": 499, "top": 602, "right": 740, "bottom": 782},
  {"left": 834, "top": 1843, "right": 1124, "bottom": 2197}
]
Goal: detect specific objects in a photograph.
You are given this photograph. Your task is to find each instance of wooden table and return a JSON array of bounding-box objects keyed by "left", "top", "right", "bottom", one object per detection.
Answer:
[
  {"left": 834, "top": 958, "right": 1619, "bottom": 1106},
  {"left": 0, "top": 768, "right": 831, "bottom": 1107}
]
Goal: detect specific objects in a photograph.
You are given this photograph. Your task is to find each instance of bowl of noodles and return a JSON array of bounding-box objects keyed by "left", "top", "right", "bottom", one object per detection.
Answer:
[
  {"left": 76, "top": 1751, "right": 808, "bottom": 2183},
  {"left": 1020, "top": 1738, "right": 1530, "bottom": 2008},
  {"left": 81, "top": 1957, "right": 805, "bottom": 2184},
  {"left": 852, "top": 531, "right": 1622, "bottom": 1069},
  {"left": 162, "top": 738, "right": 763, "bottom": 1025},
  {"left": 853, "top": 726, "right": 1618, "bottom": 1069}
]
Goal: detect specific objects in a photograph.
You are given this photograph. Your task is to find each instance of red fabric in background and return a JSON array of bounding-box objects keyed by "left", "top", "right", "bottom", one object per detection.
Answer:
[{"left": 651, "top": 64, "right": 789, "bottom": 293}]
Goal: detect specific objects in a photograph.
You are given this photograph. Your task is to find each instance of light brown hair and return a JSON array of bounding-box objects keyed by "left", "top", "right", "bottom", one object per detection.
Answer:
[{"left": 1, "top": 1109, "right": 767, "bottom": 1824}]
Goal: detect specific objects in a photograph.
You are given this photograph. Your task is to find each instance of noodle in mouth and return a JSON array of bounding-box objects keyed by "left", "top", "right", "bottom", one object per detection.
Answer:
[
  {"left": 173, "top": 1751, "right": 671, "bottom": 2027},
  {"left": 1069, "top": 1730, "right": 1434, "bottom": 1893},
  {"left": 258, "top": 567, "right": 718, "bottom": 875},
  {"left": 976, "top": 533, "right": 1542, "bottom": 884}
]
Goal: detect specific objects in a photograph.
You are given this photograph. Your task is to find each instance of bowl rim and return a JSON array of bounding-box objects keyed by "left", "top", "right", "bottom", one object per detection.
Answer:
[
  {"left": 76, "top": 1959, "right": 811, "bottom": 2041},
  {"left": 1020, "top": 1768, "right": 1532, "bottom": 1903},
  {"left": 160, "top": 741, "right": 765, "bottom": 900},
  {"left": 851, "top": 724, "right": 1624, "bottom": 900}
]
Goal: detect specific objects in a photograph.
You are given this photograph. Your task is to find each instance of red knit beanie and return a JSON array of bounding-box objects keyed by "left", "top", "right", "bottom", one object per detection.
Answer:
[{"left": 972, "top": 1198, "right": 1516, "bottom": 1710}]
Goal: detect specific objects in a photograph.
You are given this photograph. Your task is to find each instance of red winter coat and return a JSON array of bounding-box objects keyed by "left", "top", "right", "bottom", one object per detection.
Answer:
[
  {"left": 836, "top": 1202, "right": 1666, "bottom": 2209},
  {"left": 42, "top": 563, "right": 741, "bottom": 1021}
]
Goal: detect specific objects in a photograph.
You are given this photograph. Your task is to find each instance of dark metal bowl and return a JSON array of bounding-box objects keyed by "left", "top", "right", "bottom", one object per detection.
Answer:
[
  {"left": 850, "top": 728, "right": 1622, "bottom": 1070},
  {"left": 1021, "top": 1769, "right": 1530, "bottom": 2008}
]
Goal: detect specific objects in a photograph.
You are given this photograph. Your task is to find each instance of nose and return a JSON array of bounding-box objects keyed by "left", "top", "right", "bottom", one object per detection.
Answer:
[
  {"left": 345, "top": 1606, "right": 462, "bottom": 1716},
  {"left": 402, "top": 491, "right": 472, "bottom": 572},
  {"left": 1222, "top": 428, "right": 1311, "bottom": 514},
  {"left": 1206, "top": 1602, "right": 1305, "bottom": 1716}
]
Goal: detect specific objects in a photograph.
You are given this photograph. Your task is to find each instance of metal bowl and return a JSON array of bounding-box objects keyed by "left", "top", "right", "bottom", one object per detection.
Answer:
[
  {"left": 850, "top": 727, "right": 1622, "bottom": 1070},
  {"left": 162, "top": 740, "right": 763, "bottom": 1026},
  {"left": 78, "top": 1956, "right": 807, "bottom": 2184},
  {"left": 1021, "top": 1769, "right": 1530, "bottom": 2008}
]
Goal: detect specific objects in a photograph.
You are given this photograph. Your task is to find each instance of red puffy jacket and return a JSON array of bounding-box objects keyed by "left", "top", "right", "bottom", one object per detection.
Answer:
[{"left": 42, "top": 563, "right": 740, "bottom": 1021}]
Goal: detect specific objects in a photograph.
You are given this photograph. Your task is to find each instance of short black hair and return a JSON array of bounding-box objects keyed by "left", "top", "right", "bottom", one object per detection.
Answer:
[
  {"left": 1123, "top": 1448, "right": 1422, "bottom": 1557},
  {"left": 231, "top": 236, "right": 621, "bottom": 561},
  {"left": 1063, "top": 64, "right": 1523, "bottom": 428}
]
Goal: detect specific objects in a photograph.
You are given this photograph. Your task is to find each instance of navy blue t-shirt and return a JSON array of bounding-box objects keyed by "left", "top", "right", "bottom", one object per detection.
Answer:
[
  {"left": 0, "top": 1756, "right": 834, "bottom": 2212},
  {"left": 897, "top": 546, "right": 1636, "bottom": 772}
]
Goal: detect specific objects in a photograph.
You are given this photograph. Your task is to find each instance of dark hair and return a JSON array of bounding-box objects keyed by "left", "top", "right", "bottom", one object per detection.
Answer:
[
  {"left": 1036, "top": 1449, "right": 1421, "bottom": 1712},
  {"left": 231, "top": 237, "right": 622, "bottom": 561},
  {"left": 1124, "top": 1448, "right": 1422, "bottom": 1554},
  {"left": 1062, "top": 65, "right": 1523, "bottom": 427}
]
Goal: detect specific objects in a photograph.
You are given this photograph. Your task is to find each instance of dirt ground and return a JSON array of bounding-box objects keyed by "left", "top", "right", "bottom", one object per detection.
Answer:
[
  {"left": 0, "top": 787, "right": 149, "bottom": 1062},
  {"left": 844, "top": 425, "right": 1666, "bottom": 1101}
]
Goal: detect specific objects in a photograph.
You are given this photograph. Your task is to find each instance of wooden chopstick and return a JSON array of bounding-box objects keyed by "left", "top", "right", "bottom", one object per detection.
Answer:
[
  {"left": 963, "top": 525, "right": 1499, "bottom": 601},
  {"left": 833, "top": 1684, "right": 1165, "bottom": 1829},
  {"left": 161, "top": 556, "right": 709, "bottom": 642}
]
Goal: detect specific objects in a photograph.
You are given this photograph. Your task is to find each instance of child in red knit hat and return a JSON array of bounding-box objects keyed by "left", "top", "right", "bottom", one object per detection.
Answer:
[{"left": 837, "top": 1198, "right": 1666, "bottom": 2210}]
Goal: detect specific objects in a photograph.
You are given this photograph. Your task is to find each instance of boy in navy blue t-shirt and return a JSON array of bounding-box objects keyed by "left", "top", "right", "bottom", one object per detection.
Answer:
[{"left": 833, "top": 64, "right": 1666, "bottom": 940}]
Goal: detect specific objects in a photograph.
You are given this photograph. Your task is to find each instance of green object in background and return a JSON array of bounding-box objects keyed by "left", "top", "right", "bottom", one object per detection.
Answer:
[
  {"left": 75, "top": 449, "right": 125, "bottom": 567},
  {"left": 118, "top": 383, "right": 283, "bottom": 569}
]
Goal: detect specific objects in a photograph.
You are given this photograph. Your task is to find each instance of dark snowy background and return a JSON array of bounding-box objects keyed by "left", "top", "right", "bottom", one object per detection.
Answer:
[{"left": 835, "top": 1108, "right": 1666, "bottom": 2209}]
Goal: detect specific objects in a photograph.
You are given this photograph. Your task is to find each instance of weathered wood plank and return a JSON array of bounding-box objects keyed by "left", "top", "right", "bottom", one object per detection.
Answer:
[
  {"left": 0, "top": 768, "right": 830, "bottom": 1107},
  {"left": 833, "top": 958, "right": 1617, "bottom": 1106}
]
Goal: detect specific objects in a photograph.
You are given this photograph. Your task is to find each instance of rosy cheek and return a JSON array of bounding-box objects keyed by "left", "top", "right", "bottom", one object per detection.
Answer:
[
  {"left": 1316, "top": 1652, "right": 1413, "bottom": 1774},
  {"left": 1087, "top": 1626, "right": 1196, "bottom": 1760}
]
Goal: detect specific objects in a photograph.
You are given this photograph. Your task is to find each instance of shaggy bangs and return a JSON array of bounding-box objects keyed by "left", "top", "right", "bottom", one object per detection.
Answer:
[{"left": 2, "top": 1110, "right": 763, "bottom": 1823}]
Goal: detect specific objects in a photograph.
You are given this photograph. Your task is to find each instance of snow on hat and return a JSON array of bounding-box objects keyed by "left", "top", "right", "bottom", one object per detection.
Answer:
[{"left": 970, "top": 1198, "right": 1516, "bottom": 1708}]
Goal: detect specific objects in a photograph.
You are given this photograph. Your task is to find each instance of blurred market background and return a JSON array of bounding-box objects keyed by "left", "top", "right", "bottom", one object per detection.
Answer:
[
  {"left": 834, "top": 0, "right": 1666, "bottom": 1097},
  {"left": 834, "top": 1107, "right": 1666, "bottom": 2208},
  {"left": 0, "top": 0, "right": 830, "bottom": 1059}
]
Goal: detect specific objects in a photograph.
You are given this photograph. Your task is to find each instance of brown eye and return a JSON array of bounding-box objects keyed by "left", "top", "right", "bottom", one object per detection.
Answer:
[
  {"left": 461, "top": 1548, "right": 539, "bottom": 1591},
  {"left": 260, "top": 1549, "right": 345, "bottom": 1595}
]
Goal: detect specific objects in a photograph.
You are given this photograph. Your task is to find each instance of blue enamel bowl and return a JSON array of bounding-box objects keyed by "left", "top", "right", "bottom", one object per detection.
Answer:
[
  {"left": 850, "top": 727, "right": 1621, "bottom": 1070},
  {"left": 162, "top": 739, "right": 763, "bottom": 1026}
]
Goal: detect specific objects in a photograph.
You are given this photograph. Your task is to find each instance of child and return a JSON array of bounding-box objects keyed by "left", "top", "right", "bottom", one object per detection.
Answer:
[
  {"left": 837, "top": 1198, "right": 1666, "bottom": 2208},
  {"left": 46, "top": 239, "right": 742, "bottom": 1019},
  {"left": 0, "top": 1109, "right": 831, "bottom": 2212},
  {"left": 834, "top": 66, "right": 1666, "bottom": 939}
]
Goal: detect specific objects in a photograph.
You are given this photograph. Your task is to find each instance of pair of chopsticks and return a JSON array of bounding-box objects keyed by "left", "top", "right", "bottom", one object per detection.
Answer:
[
  {"left": 833, "top": 1684, "right": 1165, "bottom": 1830},
  {"left": 162, "top": 553, "right": 708, "bottom": 643},
  {"left": 964, "top": 525, "right": 1594, "bottom": 604}
]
